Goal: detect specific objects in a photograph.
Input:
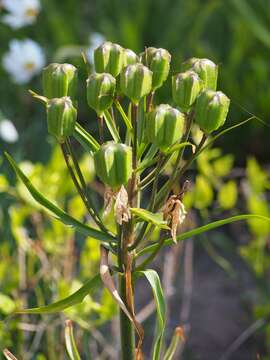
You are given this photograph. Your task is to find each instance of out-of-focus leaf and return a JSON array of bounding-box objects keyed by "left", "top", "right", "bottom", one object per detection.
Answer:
[
  {"left": 193, "top": 175, "right": 213, "bottom": 209},
  {"left": 247, "top": 157, "right": 268, "bottom": 193},
  {"left": 218, "top": 180, "right": 238, "bottom": 209},
  {"left": 130, "top": 208, "right": 169, "bottom": 229},
  {"left": 65, "top": 320, "right": 82, "bottom": 360},
  {"left": 136, "top": 270, "right": 165, "bottom": 360},
  {"left": 138, "top": 214, "right": 270, "bottom": 257},
  {"left": 213, "top": 154, "right": 234, "bottom": 177},
  {"left": 16, "top": 274, "right": 101, "bottom": 314},
  {"left": 5, "top": 153, "right": 115, "bottom": 244},
  {"left": 247, "top": 194, "right": 270, "bottom": 236},
  {"left": 0, "top": 294, "right": 16, "bottom": 315}
]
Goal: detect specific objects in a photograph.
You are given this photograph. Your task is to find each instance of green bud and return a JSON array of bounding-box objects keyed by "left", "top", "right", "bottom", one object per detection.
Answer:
[
  {"left": 94, "top": 42, "right": 124, "bottom": 77},
  {"left": 86, "top": 73, "right": 116, "bottom": 116},
  {"left": 182, "top": 58, "right": 218, "bottom": 90},
  {"left": 146, "top": 104, "right": 185, "bottom": 152},
  {"left": 123, "top": 48, "right": 138, "bottom": 67},
  {"left": 142, "top": 47, "right": 171, "bottom": 90},
  {"left": 195, "top": 90, "right": 230, "bottom": 133},
  {"left": 120, "top": 63, "right": 152, "bottom": 105},
  {"left": 94, "top": 142, "right": 132, "bottom": 188},
  {"left": 42, "top": 63, "right": 78, "bottom": 99},
  {"left": 172, "top": 71, "right": 202, "bottom": 112},
  {"left": 47, "top": 97, "right": 77, "bottom": 143}
]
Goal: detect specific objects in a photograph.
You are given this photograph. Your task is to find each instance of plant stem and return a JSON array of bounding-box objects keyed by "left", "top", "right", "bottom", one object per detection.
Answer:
[
  {"left": 98, "top": 115, "right": 104, "bottom": 143},
  {"left": 119, "top": 274, "right": 135, "bottom": 360},
  {"left": 61, "top": 142, "right": 107, "bottom": 232}
]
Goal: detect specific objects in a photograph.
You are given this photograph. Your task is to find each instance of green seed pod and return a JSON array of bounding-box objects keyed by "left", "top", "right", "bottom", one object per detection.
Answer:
[
  {"left": 94, "top": 142, "right": 132, "bottom": 188},
  {"left": 120, "top": 63, "right": 152, "bottom": 105},
  {"left": 146, "top": 104, "right": 185, "bottom": 152},
  {"left": 123, "top": 48, "right": 138, "bottom": 67},
  {"left": 42, "top": 63, "right": 78, "bottom": 99},
  {"left": 47, "top": 97, "right": 77, "bottom": 143},
  {"left": 195, "top": 90, "right": 230, "bottom": 133},
  {"left": 172, "top": 71, "right": 202, "bottom": 112},
  {"left": 94, "top": 42, "right": 124, "bottom": 77},
  {"left": 86, "top": 73, "right": 116, "bottom": 116},
  {"left": 142, "top": 47, "right": 171, "bottom": 90},
  {"left": 182, "top": 58, "right": 218, "bottom": 90}
]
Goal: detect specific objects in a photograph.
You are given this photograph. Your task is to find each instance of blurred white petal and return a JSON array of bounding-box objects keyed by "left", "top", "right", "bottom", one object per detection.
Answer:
[
  {"left": 1, "top": 0, "right": 40, "bottom": 29},
  {"left": 2, "top": 39, "right": 45, "bottom": 84},
  {"left": 0, "top": 119, "right": 18, "bottom": 143},
  {"left": 87, "top": 32, "right": 106, "bottom": 63}
]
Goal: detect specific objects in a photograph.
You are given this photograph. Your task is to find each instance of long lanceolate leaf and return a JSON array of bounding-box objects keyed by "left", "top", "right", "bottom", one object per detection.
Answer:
[
  {"left": 16, "top": 274, "right": 101, "bottom": 314},
  {"left": 5, "top": 153, "right": 115, "bottom": 244},
  {"left": 137, "top": 270, "right": 166, "bottom": 360},
  {"left": 137, "top": 214, "right": 270, "bottom": 257}
]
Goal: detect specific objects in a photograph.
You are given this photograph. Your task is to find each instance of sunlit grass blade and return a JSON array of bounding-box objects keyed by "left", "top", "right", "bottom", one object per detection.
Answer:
[
  {"left": 103, "top": 110, "right": 121, "bottom": 142},
  {"left": 65, "top": 320, "right": 82, "bottom": 360},
  {"left": 137, "top": 214, "right": 270, "bottom": 257},
  {"left": 74, "top": 122, "right": 100, "bottom": 153},
  {"left": 5, "top": 152, "right": 115, "bottom": 243},
  {"left": 16, "top": 274, "right": 101, "bottom": 314},
  {"left": 164, "top": 327, "right": 185, "bottom": 360},
  {"left": 136, "top": 270, "right": 166, "bottom": 360}
]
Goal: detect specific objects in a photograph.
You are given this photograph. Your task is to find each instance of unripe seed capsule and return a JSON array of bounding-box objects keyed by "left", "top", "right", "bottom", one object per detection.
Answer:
[
  {"left": 146, "top": 104, "right": 185, "bottom": 152},
  {"left": 94, "top": 142, "right": 132, "bottom": 188},
  {"left": 42, "top": 63, "right": 78, "bottom": 99},
  {"left": 172, "top": 71, "right": 202, "bottom": 112},
  {"left": 182, "top": 58, "right": 218, "bottom": 90},
  {"left": 94, "top": 42, "right": 124, "bottom": 77},
  {"left": 123, "top": 48, "right": 138, "bottom": 67},
  {"left": 86, "top": 73, "right": 116, "bottom": 116},
  {"left": 195, "top": 90, "right": 230, "bottom": 133},
  {"left": 142, "top": 47, "right": 171, "bottom": 90},
  {"left": 120, "top": 63, "right": 152, "bottom": 105},
  {"left": 47, "top": 97, "right": 77, "bottom": 143}
]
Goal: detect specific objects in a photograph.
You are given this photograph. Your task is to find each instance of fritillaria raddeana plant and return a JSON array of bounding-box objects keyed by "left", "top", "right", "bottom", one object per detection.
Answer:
[{"left": 4, "top": 42, "right": 270, "bottom": 360}]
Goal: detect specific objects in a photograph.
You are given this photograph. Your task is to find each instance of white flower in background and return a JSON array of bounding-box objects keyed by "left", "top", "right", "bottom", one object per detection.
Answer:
[
  {"left": 2, "top": 39, "right": 45, "bottom": 84},
  {"left": 87, "top": 32, "right": 106, "bottom": 63},
  {"left": 0, "top": 119, "right": 18, "bottom": 143},
  {"left": 1, "top": 0, "right": 41, "bottom": 29}
]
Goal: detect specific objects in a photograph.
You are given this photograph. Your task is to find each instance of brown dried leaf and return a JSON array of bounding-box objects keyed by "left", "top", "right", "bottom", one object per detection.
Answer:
[
  {"left": 99, "top": 246, "right": 133, "bottom": 322},
  {"left": 3, "top": 349, "right": 18, "bottom": 360},
  {"left": 114, "top": 185, "right": 131, "bottom": 225}
]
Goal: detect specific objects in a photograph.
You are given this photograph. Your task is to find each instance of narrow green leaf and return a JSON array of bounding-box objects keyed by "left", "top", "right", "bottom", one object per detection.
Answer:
[
  {"left": 16, "top": 274, "right": 101, "bottom": 314},
  {"left": 166, "top": 142, "right": 195, "bottom": 155},
  {"left": 5, "top": 153, "right": 115, "bottom": 244},
  {"left": 74, "top": 122, "right": 100, "bottom": 153},
  {"left": 114, "top": 99, "right": 133, "bottom": 130},
  {"left": 136, "top": 270, "right": 166, "bottom": 360},
  {"left": 103, "top": 110, "right": 121, "bottom": 142},
  {"left": 137, "top": 214, "right": 270, "bottom": 257},
  {"left": 164, "top": 327, "right": 185, "bottom": 360},
  {"left": 65, "top": 320, "right": 82, "bottom": 360},
  {"left": 130, "top": 208, "right": 169, "bottom": 229}
]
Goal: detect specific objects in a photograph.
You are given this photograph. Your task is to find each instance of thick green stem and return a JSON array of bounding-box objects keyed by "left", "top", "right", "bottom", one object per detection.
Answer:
[{"left": 119, "top": 274, "right": 135, "bottom": 360}]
